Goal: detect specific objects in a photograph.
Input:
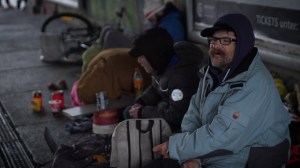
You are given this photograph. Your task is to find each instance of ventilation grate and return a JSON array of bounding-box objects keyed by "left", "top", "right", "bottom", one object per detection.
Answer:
[{"left": 0, "top": 103, "right": 34, "bottom": 168}]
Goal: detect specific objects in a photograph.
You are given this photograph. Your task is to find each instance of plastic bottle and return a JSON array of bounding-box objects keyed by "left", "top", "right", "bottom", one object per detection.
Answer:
[
  {"left": 31, "top": 90, "right": 43, "bottom": 112},
  {"left": 133, "top": 67, "right": 143, "bottom": 97},
  {"left": 51, "top": 90, "right": 65, "bottom": 109}
]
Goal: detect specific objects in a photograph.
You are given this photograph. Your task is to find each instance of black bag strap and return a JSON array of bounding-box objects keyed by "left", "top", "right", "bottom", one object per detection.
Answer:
[
  {"left": 126, "top": 120, "right": 131, "bottom": 168},
  {"left": 159, "top": 120, "right": 163, "bottom": 144},
  {"left": 136, "top": 120, "right": 155, "bottom": 168},
  {"left": 136, "top": 120, "right": 154, "bottom": 133}
]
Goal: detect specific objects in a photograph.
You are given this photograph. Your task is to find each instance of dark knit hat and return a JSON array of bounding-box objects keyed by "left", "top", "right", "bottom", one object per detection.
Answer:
[{"left": 129, "top": 27, "right": 174, "bottom": 72}]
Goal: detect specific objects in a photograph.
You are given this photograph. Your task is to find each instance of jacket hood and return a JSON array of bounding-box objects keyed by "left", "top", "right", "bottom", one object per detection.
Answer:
[
  {"left": 201, "top": 13, "right": 255, "bottom": 82},
  {"left": 129, "top": 27, "right": 174, "bottom": 74},
  {"left": 173, "top": 41, "right": 204, "bottom": 67}
]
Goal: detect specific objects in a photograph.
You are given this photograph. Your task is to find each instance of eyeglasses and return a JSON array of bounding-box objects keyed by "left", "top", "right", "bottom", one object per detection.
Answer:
[{"left": 207, "top": 37, "right": 237, "bottom": 45}]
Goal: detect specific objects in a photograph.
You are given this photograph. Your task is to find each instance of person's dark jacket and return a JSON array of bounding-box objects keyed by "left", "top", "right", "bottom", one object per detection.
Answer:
[{"left": 135, "top": 42, "right": 203, "bottom": 132}]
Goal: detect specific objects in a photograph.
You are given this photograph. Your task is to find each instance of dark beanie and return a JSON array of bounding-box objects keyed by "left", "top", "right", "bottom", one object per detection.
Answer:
[{"left": 129, "top": 27, "right": 174, "bottom": 73}]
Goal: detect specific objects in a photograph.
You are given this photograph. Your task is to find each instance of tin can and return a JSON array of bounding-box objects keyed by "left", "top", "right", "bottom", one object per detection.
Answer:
[
  {"left": 96, "top": 91, "right": 108, "bottom": 110},
  {"left": 31, "top": 90, "right": 43, "bottom": 112},
  {"left": 51, "top": 90, "right": 65, "bottom": 109},
  {"left": 49, "top": 99, "right": 62, "bottom": 118}
]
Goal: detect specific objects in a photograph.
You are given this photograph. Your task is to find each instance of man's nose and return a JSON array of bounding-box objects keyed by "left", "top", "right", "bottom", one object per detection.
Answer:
[{"left": 211, "top": 41, "right": 223, "bottom": 49}]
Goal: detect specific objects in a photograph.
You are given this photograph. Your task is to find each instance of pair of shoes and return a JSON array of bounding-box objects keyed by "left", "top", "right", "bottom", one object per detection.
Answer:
[{"left": 48, "top": 80, "right": 68, "bottom": 91}]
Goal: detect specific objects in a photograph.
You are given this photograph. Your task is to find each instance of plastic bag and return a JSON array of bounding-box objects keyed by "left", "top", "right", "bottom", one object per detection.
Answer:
[{"left": 52, "top": 134, "right": 111, "bottom": 168}]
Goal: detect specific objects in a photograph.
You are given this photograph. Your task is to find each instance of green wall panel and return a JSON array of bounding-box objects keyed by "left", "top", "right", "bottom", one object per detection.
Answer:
[{"left": 88, "top": 0, "right": 141, "bottom": 33}]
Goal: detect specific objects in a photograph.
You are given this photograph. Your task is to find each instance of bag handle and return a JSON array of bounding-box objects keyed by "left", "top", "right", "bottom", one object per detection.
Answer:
[{"left": 136, "top": 120, "right": 154, "bottom": 133}]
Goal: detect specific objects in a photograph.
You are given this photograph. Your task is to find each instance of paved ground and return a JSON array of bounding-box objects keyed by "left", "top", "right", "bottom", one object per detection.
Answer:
[{"left": 0, "top": 9, "right": 92, "bottom": 168}]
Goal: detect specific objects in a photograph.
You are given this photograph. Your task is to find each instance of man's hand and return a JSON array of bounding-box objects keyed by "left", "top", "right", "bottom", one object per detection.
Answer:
[
  {"left": 291, "top": 113, "right": 300, "bottom": 122},
  {"left": 181, "top": 160, "right": 200, "bottom": 168},
  {"left": 153, "top": 141, "right": 169, "bottom": 159},
  {"left": 129, "top": 104, "right": 142, "bottom": 118}
]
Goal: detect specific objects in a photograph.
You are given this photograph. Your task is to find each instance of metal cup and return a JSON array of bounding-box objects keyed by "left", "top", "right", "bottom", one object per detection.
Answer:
[{"left": 96, "top": 91, "right": 108, "bottom": 110}]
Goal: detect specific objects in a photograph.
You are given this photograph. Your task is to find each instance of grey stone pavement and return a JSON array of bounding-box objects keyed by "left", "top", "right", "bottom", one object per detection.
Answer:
[{"left": 0, "top": 9, "right": 92, "bottom": 167}]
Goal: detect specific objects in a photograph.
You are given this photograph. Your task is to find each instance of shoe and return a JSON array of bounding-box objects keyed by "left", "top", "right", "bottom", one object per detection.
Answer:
[
  {"left": 48, "top": 80, "right": 68, "bottom": 91},
  {"left": 58, "top": 80, "right": 68, "bottom": 90},
  {"left": 48, "top": 83, "right": 60, "bottom": 91}
]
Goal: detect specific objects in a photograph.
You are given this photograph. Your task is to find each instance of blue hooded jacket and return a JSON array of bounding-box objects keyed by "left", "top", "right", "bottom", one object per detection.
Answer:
[
  {"left": 168, "top": 13, "right": 291, "bottom": 167},
  {"left": 158, "top": 11, "right": 185, "bottom": 43},
  {"left": 158, "top": 11, "right": 185, "bottom": 66}
]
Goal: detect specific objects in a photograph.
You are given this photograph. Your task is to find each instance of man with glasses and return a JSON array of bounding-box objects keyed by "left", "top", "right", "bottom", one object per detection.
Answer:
[
  {"left": 123, "top": 27, "right": 203, "bottom": 132},
  {"left": 146, "top": 13, "right": 291, "bottom": 168}
]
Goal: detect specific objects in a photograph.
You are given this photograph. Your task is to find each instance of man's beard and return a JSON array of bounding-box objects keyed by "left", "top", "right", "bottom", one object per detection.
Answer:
[{"left": 209, "top": 49, "right": 227, "bottom": 70}]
